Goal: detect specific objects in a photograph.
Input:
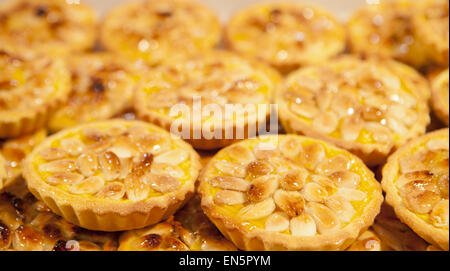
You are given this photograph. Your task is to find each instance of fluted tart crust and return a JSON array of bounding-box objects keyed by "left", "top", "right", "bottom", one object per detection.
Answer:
[
  {"left": 23, "top": 120, "right": 201, "bottom": 231},
  {"left": 382, "top": 129, "right": 449, "bottom": 250},
  {"left": 199, "top": 134, "right": 383, "bottom": 251},
  {"left": 431, "top": 69, "right": 449, "bottom": 126}
]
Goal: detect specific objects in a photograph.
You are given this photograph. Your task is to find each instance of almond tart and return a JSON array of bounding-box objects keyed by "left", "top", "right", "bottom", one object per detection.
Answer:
[
  {"left": 225, "top": 2, "right": 346, "bottom": 73},
  {"left": 100, "top": 0, "right": 220, "bottom": 66},
  {"left": 382, "top": 128, "right": 449, "bottom": 251},
  {"left": 198, "top": 134, "right": 384, "bottom": 251},
  {"left": 0, "top": 180, "right": 118, "bottom": 251},
  {"left": 134, "top": 51, "right": 281, "bottom": 150},
  {"left": 431, "top": 69, "right": 449, "bottom": 126},
  {"left": 275, "top": 55, "right": 430, "bottom": 166},
  {"left": 48, "top": 52, "right": 142, "bottom": 132},
  {"left": 0, "top": 0, "right": 97, "bottom": 58},
  {"left": 118, "top": 196, "right": 237, "bottom": 251},
  {"left": 23, "top": 120, "right": 201, "bottom": 232},
  {"left": 0, "top": 50, "right": 71, "bottom": 139}
]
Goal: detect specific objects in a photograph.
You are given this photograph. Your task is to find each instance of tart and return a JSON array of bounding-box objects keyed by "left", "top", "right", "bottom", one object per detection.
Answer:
[
  {"left": 382, "top": 129, "right": 449, "bottom": 250},
  {"left": 0, "top": 180, "right": 118, "bottom": 251},
  {"left": 23, "top": 120, "right": 201, "bottom": 231},
  {"left": 0, "top": 0, "right": 97, "bottom": 58},
  {"left": 198, "top": 134, "right": 384, "bottom": 251},
  {"left": 0, "top": 130, "right": 46, "bottom": 191},
  {"left": 100, "top": 0, "right": 220, "bottom": 66},
  {"left": 134, "top": 51, "right": 281, "bottom": 150},
  {"left": 276, "top": 55, "right": 430, "bottom": 166},
  {"left": 431, "top": 69, "right": 449, "bottom": 126},
  {"left": 225, "top": 2, "right": 346, "bottom": 73},
  {"left": 118, "top": 196, "right": 237, "bottom": 251},
  {"left": 0, "top": 50, "right": 71, "bottom": 139},
  {"left": 48, "top": 52, "right": 142, "bottom": 132}
]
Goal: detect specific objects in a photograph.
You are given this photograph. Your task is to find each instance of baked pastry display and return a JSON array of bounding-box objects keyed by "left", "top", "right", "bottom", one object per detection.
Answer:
[
  {"left": 225, "top": 2, "right": 346, "bottom": 73},
  {"left": 431, "top": 69, "right": 449, "bottom": 126},
  {"left": 0, "top": 130, "right": 46, "bottom": 191},
  {"left": 48, "top": 53, "right": 141, "bottom": 132},
  {"left": 0, "top": 0, "right": 97, "bottom": 58},
  {"left": 23, "top": 120, "right": 201, "bottom": 231},
  {"left": 276, "top": 55, "right": 430, "bottom": 166},
  {"left": 100, "top": 0, "right": 220, "bottom": 66},
  {"left": 382, "top": 129, "right": 449, "bottom": 251},
  {"left": 118, "top": 196, "right": 237, "bottom": 251},
  {"left": 0, "top": 50, "right": 71, "bottom": 139},
  {"left": 198, "top": 134, "right": 384, "bottom": 251},
  {"left": 134, "top": 51, "right": 281, "bottom": 150}
]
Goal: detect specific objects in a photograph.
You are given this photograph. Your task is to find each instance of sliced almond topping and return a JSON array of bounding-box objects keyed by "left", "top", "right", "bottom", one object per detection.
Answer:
[
  {"left": 399, "top": 156, "right": 427, "bottom": 174},
  {"left": 39, "top": 159, "right": 76, "bottom": 173},
  {"left": 237, "top": 198, "right": 276, "bottom": 220},
  {"left": 265, "top": 212, "right": 290, "bottom": 232},
  {"left": 438, "top": 175, "right": 449, "bottom": 200},
  {"left": 325, "top": 195, "right": 356, "bottom": 223},
  {"left": 247, "top": 175, "right": 279, "bottom": 202},
  {"left": 214, "top": 160, "right": 246, "bottom": 178},
  {"left": 290, "top": 214, "right": 317, "bottom": 237},
  {"left": 253, "top": 144, "right": 279, "bottom": 160},
  {"left": 108, "top": 146, "right": 135, "bottom": 160},
  {"left": 430, "top": 200, "right": 449, "bottom": 228},
  {"left": 302, "top": 182, "right": 330, "bottom": 203},
  {"left": 125, "top": 174, "right": 150, "bottom": 202},
  {"left": 149, "top": 175, "right": 180, "bottom": 193},
  {"left": 316, "top": 155, "right": 351, "bottom": 175},
  {"left": 85, "top": 138, "right": 112, "bottom": 154},
  {"left": 273, "top": 190, "right": 305, "bottom": 217},
  {"left": 280, "top": 169, "right": 308, "bottom": 191},
  {"left": 401, "top": 180, "right": 440, "bottom": 214},
  {"left": 387, "top": 117, "right": 408, "bottom": 135},
  {"left": 151, "top": 163, "right": 184, "bottom": 180},
  {"left": 99, "top": 151, "right": 121, "bottom": 181},
  {"left": 306, "top": 202, "right": 340, "bottom": 234},
  {"left": 365, "top": 122, "right": 392, "bottom": 144},
  {"left": 96, "top": 182, "right": 126, "bottom": 200},
  {"left": 340, "top": 115, "right": 363, "bottom": 141},
  {"left": 209, "top": 176, "right": 249, "bottom": 192},
  {"left": 427, "top": 140, "right": 449, "bottom": 151},
  {"left": 69, "top": 176, "right": 104, "bottom": 195},
  {"left": 154, "top": 150, "right": 188, "bottom": 166},
  {"left": 60, "top": 138, "right": 85, "bottom": 156},
  {"left": 397, "top": 170, "right": 433, "bottom": 188},
  {"left": 312, "top": 111, "right": 339, "bottom": 134},
  {"left": 332, "top": 95, "right": 356, "bottom": 118},
  {"left": 47, "top": 172, "right": 84, "bottom": 186},
  {"left": 214, "top": 190, "right": 247, "bottom": 205},
  {"left": 246, "top": 160, "right": 273, "bottom": 177},
  {"left": 76, "top": 152, "right": 98, "bottom": 177},
  {"left": 328, "top": 171, "right": 361, "bottom": 189},
  {"left": 226, "top": 145, "right": 255, "bottom": 162},
  {"left": 336, "top": 188, "right": 366, "bottom": 202},
  {"left": 119, "top": 157, "right": 133, "bottom": 179},
  {"left": 39, "top": 147, "right": 67, "bottom": 161},
  {"left": 82, "top": 128, "right": 108, "bottom": 141},
  {"left": 135, "top": 135, "right": 171, "bottom": 155},
  {"left": 316, "top": 88, "right": 334, "bottom": 112},
  {"left": 387, "top": 105, "right": 417, "bottom": 127},
  {"left": 299, "top": 143, "right": 325, "bottom": 171},
  {"left": 290, "top": 102, "right": 318, "bottom": 119},
  {"left": 279, "top": 137, "right": 302, "bottom": 159}
]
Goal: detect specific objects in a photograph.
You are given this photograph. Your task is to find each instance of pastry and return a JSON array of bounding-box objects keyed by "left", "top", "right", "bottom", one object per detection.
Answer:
[
  {"left": 431, "top": 69, "right": 449, "bottom": 126},
  {"left": 225, "top": 2, "right": 346, "bottom": 73},
  {"left": 276, "top": 55, "right": 430, "bottom": 166},
  {"left": 23, "top": 120, "right": 201, "bottom": 231},
  {"left": 198, "top": 134, "right": 384, "bottom": 251},
  {"left": 100, "top": 0, "right": 220, "bottom": 66},
  {"left": 0, "top": 50, "right": 71, "bottom": 138},
  {"left": 134, "top": 50, "right": 281, "bottom": 150},
  {"left": 0, "top": 0, "right": 97, "bottom": 58},
  {"left": 382, "top": 129, "right": 449, "bottom": 250},
  {"left": 48, "top": 52, "right": 142, "bottom": 132},
  {"left": 345, "top": 230, "right": 384, "bottom": 251}
]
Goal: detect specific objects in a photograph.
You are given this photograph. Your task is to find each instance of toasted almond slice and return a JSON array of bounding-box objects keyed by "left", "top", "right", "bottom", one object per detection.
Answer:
[
  {"left": 61, "top": 138, "right": 85, "bottom": 156},
  {"left": 96, "top": 182, "right": 126, "bottom": 200},
  {"left": 214, "top": 160, "right": 246, "bottom": 178},
  {"left": 69, "top": 176, "right": 104, "bottom": 195},
  {"left": 246, "top": 160, "right": 273, "bottom": 177},
  {"left": 310, "top": 175, "right": 337, "bottom": 193},
  {"left": 299, "top": 143, "right": 325, "bottom": 171},
  {"left": 401, "top": 180, "right": 440, "bottom": 214},
  {"left": 214, "top": 190, "right": 247, "bottom": 205},
  {"left": 325, "top": 195, "right": 356, "bottom": 223},
  {"left": 290, "top": 213, "right": 317, "bottom": 237},
  {"left": 396, "top": 170, "right": 433, "bottom": 188},
  {"left": 99, "top": 151, "right": 121, "bottom": 181},
  {"left": 365, "top": 122, "right": 393, "bottom": 144},
  {"left": 336, "top": 188, "right": 367, "bottom": 202},
  {"left": 47, "top": 173, "right": 84, "bottom": 186},
  {"left": 226, "top": 145, "right": 255, "bottom": 163},
  {"left": 387, "top": 105, "right": 418, "bottom": 127},
  {"left": 119, "top": 157, "right": 133, "bottom": 179},
  {"left": 85, "top": 138, "right": 112, "bottom": 153},
  {"left": 238, "top": 198, "right": 276, "bottom": 220},
  {"left": 427, "top": 139, "right": 449, "bottom": 151},
  {"left": 273, "top": 190, "right": 305, "bottom": 217},
  {"left": 83, "top": 128, "right": 108, "bottom": 141},
  {"left": 430, "top": 200, "right": 449, "bottom": 228},
  {"left": 265, "top": 212, "right": 290, "bottom": 232},
  {"left": 290, "top": 102, "right": 318, "bottom": 119},
  {"left": 387, "top": 117, "right": 409, "bottom": 135},
  {"left": 77, "top": 152, "right": 98, "bottom": 177},
  {"left": 328, "top": 171, "right": 361, "bottom": 189},
  {"left": 279, "top": 137, "right": 302, "bottom": 159},
  {"left": 39, "top": 147, "right": 67, "bottom": 161},
  {"left": 149, "top": 175, "right": 180, "bottom": 193},
  {"left": 253, "top": 143, "right": 279, "bottom": 160},
  {"left": 312, "top": 111, "right": 339, "bottom": 134},
  {"left": 280, "top": 169, "right": 308, "bottom": 191},
  {"left": 39, "top": 159, "right": 76, "bottom": 173},
  {"left": 268, "top": 156, "right": 295, "bottom": 175},
  {"left": 154, "top": 150, "right": 188, "bottom": 166},
  {"left": 437, "top": 175, "right": 449, "bottom": 199},
  {"left": 332, "top": 95, "right": 356, "bottom": 118},
  {"left": 125, "top": 174, "right": 150, "bottom": 202},
  {"left": 341, "top": 115, "right": 363, "bottom": 141},
  {"left": 399, "top": 156, "right": 427, "bottom": 174},
  {"left": 316, "top": 88, "right": 334, "bottom": 112},
  {"left": 306, "top": 202, "right": 340, "bottom": 234},
  {"left": 302, "top": 182, "right": 329, "bottom": 203},
  {"left": 209, "top": 176, "right": 249, "bottom": 192},
  {"left": 151, "top": 163, "right": 185, "bottom": 179},
  {"left": 108, "top": 146, "right": 135, "bottom": 159},
  {"left": 316, "top": 155, "right": 351, "bottom": 175},
  {"left": 247, "top": 175, "right": 279, "bottom": 202}
]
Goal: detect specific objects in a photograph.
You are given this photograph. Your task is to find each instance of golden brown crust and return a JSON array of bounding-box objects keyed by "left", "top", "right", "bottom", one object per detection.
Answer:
[
  {"left": 23, "top": 120, "right": 202, "bottom": 231},
  {"left": 382, "top": 129, "right": 449, "bottom": 250},
  {"left": 431, "top": 69, "right": 449, "bottom": 126},
  {"left": 345, "top": 229, "right": 385, "bottom": 251}
]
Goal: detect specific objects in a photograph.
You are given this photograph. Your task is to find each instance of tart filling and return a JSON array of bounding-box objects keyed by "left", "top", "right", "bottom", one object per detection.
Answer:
[
  {"left": 199, "top": 135, "right": 383, "bottom": 251},
  {"left": 225, "top": 2, "right": 345, "bottom": 73},
  {"left": 134, "top": 51, "right": 281, "bottom": 150},
  {"left": 0, "top": 50, "right": 71, "bottom": 138},
  {"left": 276, "top": 56, "right": 430, "bottom": 166},
  {"left": 382, "top": 129, "right": 449, "bottom": 250},
  {"left": 100, "top": 0, "right": 220, "bottom": 66},
  {"left": 0, "top": 0, "right": 97, "bottom": 58},
  {"left": 23, "top": 120, "right": 201, "bottom": 231},
  {"left": 49, "top": 53, "right": 142, "bottom": 132},
  {"left": 431, "top": 69, "right": 449, "bottom": 126}
]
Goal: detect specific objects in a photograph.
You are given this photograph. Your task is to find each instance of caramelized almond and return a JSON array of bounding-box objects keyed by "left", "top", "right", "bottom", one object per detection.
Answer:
[
  {"left": 47, "top": 173, "right": 84, "bottom": 186},
  {"left": 273, "top": 190, "right": 305, "bottom": 217},
  {"left": 265, "top": 212, "right": 290, "bottom": 232},
  {"left": 99, "top": 151, "right": 121, "bottom": 181},
  {"left": 60, "top": 138, "right": 84, "bottom": 156},
  {"left": 209, "top": 176, "right": 249, "bottom": 192},
  {"left": 290, "top": 214, "right": 317, "bottom": 237},
  {"left": 246, "top": 161, "right": 273, "bottom": 177},
  {"left": 306, "top": 202, "right": 340, "bottom": 234},
  {"left": 76, "top": 152, "right": 98, "bottom": 177},
  {"left": 279, "top": 137, "right": 302, "bottom": 159},
  {"left": 214, "top": 190, "right": 247, "bottom": 205},
  {"left": 316, "top": 155, "right": 351, "bottom": 175},
  {"left": 280, "top": 169, "right": 308, "bottom": 191},
  {"left": 69, "top": 176, "right": 104, "bottom": 195},
  {"left": 238, "top": 198, "right": 276, "bottom": 220},
  {"left": 149, "top": 175, "right": 180, "bottom": 193},
  {"left": 39, "top": 148, "right": 67, "bottom": 161},
  {"left": 154, "top": 150, "right": 188, "bottom": 166},
  {"left": 247, "top": 175, "right": 279, "bottom": 202},
  {"left": 96, "top": 182, "right": 126, "bottom": 200},
  {"left": 214, "top": 160, "right": 246, "bottom": 178},
  {"left": 39, "top": 159, "right": 76, "bottom": 173}
]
